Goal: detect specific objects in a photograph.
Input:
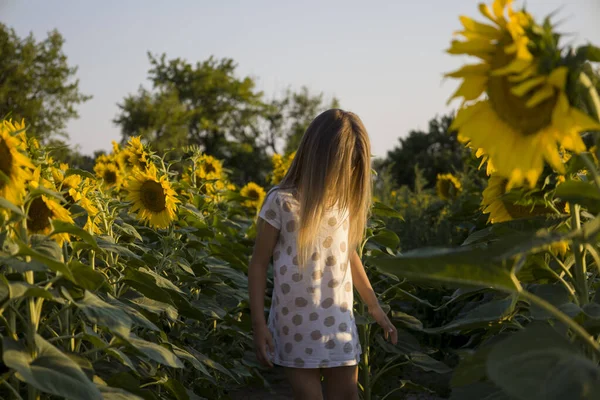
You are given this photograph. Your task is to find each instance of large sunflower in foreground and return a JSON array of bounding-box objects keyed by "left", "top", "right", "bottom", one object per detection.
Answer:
[
  {"left": 125, "top": 165, "right": 179, "bottom": 228},
  {"left": 0, "top": 121, "right": 34, "bottom": 205},
  {"left": 436, "top": 173, "right": 462, "bottom": 200},
  {"left": 240, "top": 182, "right": 266, "bottom": 210},
  {"left": 446, "top": 0, "right": 600, "bottom": 189},
  {"left": 27, "top": 168, "right": 74, "bottom": 245}
]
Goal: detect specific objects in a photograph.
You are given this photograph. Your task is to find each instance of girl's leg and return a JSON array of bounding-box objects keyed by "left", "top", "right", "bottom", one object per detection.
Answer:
[
  {"left": 321, "top": 365, "right": 359, "bottom": 400},
  {"left": 284, "top": 367, "right": 324, "bottom": 400}
]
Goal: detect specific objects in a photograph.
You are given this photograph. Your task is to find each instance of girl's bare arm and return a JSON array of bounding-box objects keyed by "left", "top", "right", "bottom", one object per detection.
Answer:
[
  {"left": 349, "top": 249, "right": 379, "bottom": 308},
  {"left": 349, "top": 249, "right": 398, "bottom": 344},
  {"left": 248, "top": 219, "right": 279, "bottom": 328}
]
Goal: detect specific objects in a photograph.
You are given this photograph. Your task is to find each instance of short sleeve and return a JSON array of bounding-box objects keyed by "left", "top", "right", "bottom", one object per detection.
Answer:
[{"left": 258, "top": 189, "right": 281, "bottom": 230}]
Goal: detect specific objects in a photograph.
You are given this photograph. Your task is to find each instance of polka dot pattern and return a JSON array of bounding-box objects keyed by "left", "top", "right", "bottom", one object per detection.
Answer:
[{"left": 258, "top": 188, "right": 359, "bottom": 368}]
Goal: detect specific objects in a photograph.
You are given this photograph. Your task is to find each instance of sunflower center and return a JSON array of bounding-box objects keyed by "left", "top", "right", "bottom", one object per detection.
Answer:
[
  {"left": 487, "top": 35, "right": 557, "bottom": 136},
  {"left": 140, "top": 180, "right": 166, "bottom": 213},
  {"left": 0, "top": 138, "right": 13, "bottom": 189},
  {"left": 438, "top": 180, "right": 455, "bottom": 199},
  {"left": 28, "top": 197, "right": 53, "bottom": 232},
  {"left": 247, "top": 189, "right": 259, "bottom": 200},
  {"left": 103, "top": 170, "right": 117, "bottom": 185},
  {"left": 204, "top": 162, "right": 216, "bottom": 174}
]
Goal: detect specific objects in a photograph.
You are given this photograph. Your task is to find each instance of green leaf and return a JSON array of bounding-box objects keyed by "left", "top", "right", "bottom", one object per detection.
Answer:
[
  {"left": 186, "top": 346, "right": 236, "bottom": 380},
  {"left": 123, "top": 269, "right": 174, "bottom": 305},
  {"left": 72, "top": 290, "right": 132, "bottom": 337},
  {"left": 368, "top": 247, "right": 521, "bottom": 293},
  {"left": 0, "top": 196, "right": 24, "bottom": 216},
  {"left": 409, "top": 352, "right": 452, "bottom": 374},
  {"left": 372, "top": 202, "right": 403, "bottom": 219},
  {"left": 96, "top": 236, "right": 142, "bottom": 263},
  {"left": 123, "top": 334, "right": 184, "bottom": 368},
  {"left": 70, "top": 261, "right": 107, "bottom": 291},
  {"left": 2, "top": 334, "right": 102, "bottom": 400},
  {"left": 51, "top": 220, "right": 99, "bottom": 249},
  {"left": 128, "top": 297, "right": 178, "bottom": 321},
  {"left": 0, "top": 276, "right": 54, "bottom": 302},
  {"left": 528, "top": 284, "right": 572, "bottom": 319},
  {"left": 486, "top": 323, "right": 600, "bottom": 400},
  {"left": 29, "top": 234, "right": 63, "bottom": 262},
  {"left": 162, "top": 378, "right": 190, "bottom": 400},
  {"left": 369, "top": 229, "right": 400, "bottom": 249},
  {"left": 97, "top": 385, "right": 144, "bottom": 400},
  {"left": 65, "top": 168, "right": 96, "bottom": 181},
  {"left": 424, "top": 298, "right": 515, "bottom": 334},
  {"left": 390, "top": 310, "right": 423, "bottom": 331},
  {"left": 16, "top": 238, "right": 73, "bottom": 280},
  {"left": 106, "top": 295, "right": 160, "bottom": 331},
  {"left": 171, "top": 346, "right": 213, "bottom": 378},
  {"left": 0, "top": 255, "right": 48, "bottom": 273},
  {"left": 577, "top": 44, "right": 600, "bottom": 62},
  {"left": 29, "top": 186, "right": 65, "bottom": 202},
  {"left": 555, "top": 180, "right": 600, "bottom": 213}
]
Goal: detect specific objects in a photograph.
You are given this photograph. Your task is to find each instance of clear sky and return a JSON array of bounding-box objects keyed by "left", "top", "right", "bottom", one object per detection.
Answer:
[{"left": 1, "top": 0, "right": 599, "bottom": 157}]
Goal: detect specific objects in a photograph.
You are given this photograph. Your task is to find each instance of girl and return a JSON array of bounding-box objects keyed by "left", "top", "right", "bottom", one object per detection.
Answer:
[{"left": 248, "top": 109, "right": 398, "bottom": 400}]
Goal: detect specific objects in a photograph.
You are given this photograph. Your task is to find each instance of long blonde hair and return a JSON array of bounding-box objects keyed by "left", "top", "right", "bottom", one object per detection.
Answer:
[{"left": 278, "top": 109, "right": 372, "bottom": 268}]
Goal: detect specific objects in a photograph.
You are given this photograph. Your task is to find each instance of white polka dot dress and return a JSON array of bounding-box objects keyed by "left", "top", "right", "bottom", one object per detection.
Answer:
[{"left": 258, "top": 187, "right": 362, "bottom": 368}]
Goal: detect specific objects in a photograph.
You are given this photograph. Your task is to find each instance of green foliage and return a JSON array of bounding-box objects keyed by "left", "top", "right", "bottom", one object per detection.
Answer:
[
  {"left": 381, "top": 114, "right": 478, "bottom": 190},
  {"left": 0, "top": 23, "right": 90, "bottom": 142},
  {"left": 114, "top": 54, "right": 338, "bottom": 185}
]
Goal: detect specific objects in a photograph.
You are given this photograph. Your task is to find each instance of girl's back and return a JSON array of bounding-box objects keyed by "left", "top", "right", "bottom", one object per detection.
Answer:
[
  {"left": 248, "top": 109, "right": 397, "bottom": 399},
  {"left": 259, "top": 186, "right": 361, "bottom": 368}
]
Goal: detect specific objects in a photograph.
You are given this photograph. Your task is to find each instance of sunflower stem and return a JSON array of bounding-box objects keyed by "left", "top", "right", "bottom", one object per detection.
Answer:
[
  {"left": 579, "top": 72, "right": 600, "bottom": 123},
  {"left": 570, "top": 203, "right": 589, "bottom": 305},
  {"left": 580, "top": 153, "right": 600, "bottom": 189}
]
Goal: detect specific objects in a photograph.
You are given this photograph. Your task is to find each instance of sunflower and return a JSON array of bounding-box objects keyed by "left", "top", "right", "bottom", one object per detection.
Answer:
[
  {"left": 270, "top": 151, "right": 296, "bottom": 184},
  {"left": 195, "top": 154, "right": 223, "bottom": 181},
  {"left": 0, "top": 121, "right": 34, "bottom": 205},
  {"left": 436, "top": 173, "right": 462, "bottom": 200},
  {"left": 124, "top": 137, "right": 150, "bottom": 171},
  {"left": 125, "top": 164, "right": 179, "bottom": 228},
  {"left": 27, "top": 168, "right": 74, "bottom": 245},
  {"left": 240, "top": 182, "right": 266, "bottom": 210},
  {"left": 446, "top": 0, "right": 600, "bottom": 190},
  {"left": 94, "top": 162, "right": 123, "bottom": 190},
  {"left": 481, "top": 174, "right": 553, "bottom": 223}
]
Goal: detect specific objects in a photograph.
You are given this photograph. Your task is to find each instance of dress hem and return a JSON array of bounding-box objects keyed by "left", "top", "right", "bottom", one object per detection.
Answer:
[{"left": 271, "top": 355, "right": 361, "bottom": 369}]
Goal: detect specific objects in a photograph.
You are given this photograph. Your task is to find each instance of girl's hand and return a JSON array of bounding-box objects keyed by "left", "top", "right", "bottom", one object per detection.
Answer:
[
  {"left": 369, "top": 304, "right": 398, "bottom": 345},
  {"left": 253, "top": 323, "right": 275, "bottom": 368}
]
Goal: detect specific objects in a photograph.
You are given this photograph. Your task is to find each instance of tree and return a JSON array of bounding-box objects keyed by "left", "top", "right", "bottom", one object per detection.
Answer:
[
  {"left": 262, "top": 86, "right": 339, "bottom": 154},
  {"left": 0, "top": 24, "right": 90, "bottom": 142},
  {"left": 115, "top": 54, "right": 340, "bottom": 185},
  {"left": 382, "top": 113, "right": 475, "bottom": 189},
  {"left": 114, "top": 53, "right": 271, "bottom": 183}
]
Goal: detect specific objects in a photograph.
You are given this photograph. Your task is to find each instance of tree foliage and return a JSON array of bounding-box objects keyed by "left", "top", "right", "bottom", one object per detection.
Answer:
[
  {"left": 0, "top": 23, "right": 90, "bottom": 142},
  {"left": 114, "top": 53, "right": 337, "bottom": 184},
  {"left": 382, "top": 114, "right": 475, "bottom": 189}
]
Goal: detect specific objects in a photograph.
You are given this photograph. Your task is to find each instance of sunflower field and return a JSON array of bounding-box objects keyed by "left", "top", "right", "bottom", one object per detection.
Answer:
[{"left": 1, "top": 0, "right": 600, "bottom": 399}]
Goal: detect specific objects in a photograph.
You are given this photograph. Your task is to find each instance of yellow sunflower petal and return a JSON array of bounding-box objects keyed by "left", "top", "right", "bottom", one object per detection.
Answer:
[
  {"left": 445, "top": 63, "right": 490, "bottom": 78},
  {"left": 525, "top": 86, "right": 555, "bottom": 108},
  {"left": 510, "top": 76, "right": 547, "bottom": 97},
  {"left": 447, "top": 39, "right": 496, "bottom": 56},
  {"left": 447, "top": 76, "right": 488, "bottom": 104}
]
